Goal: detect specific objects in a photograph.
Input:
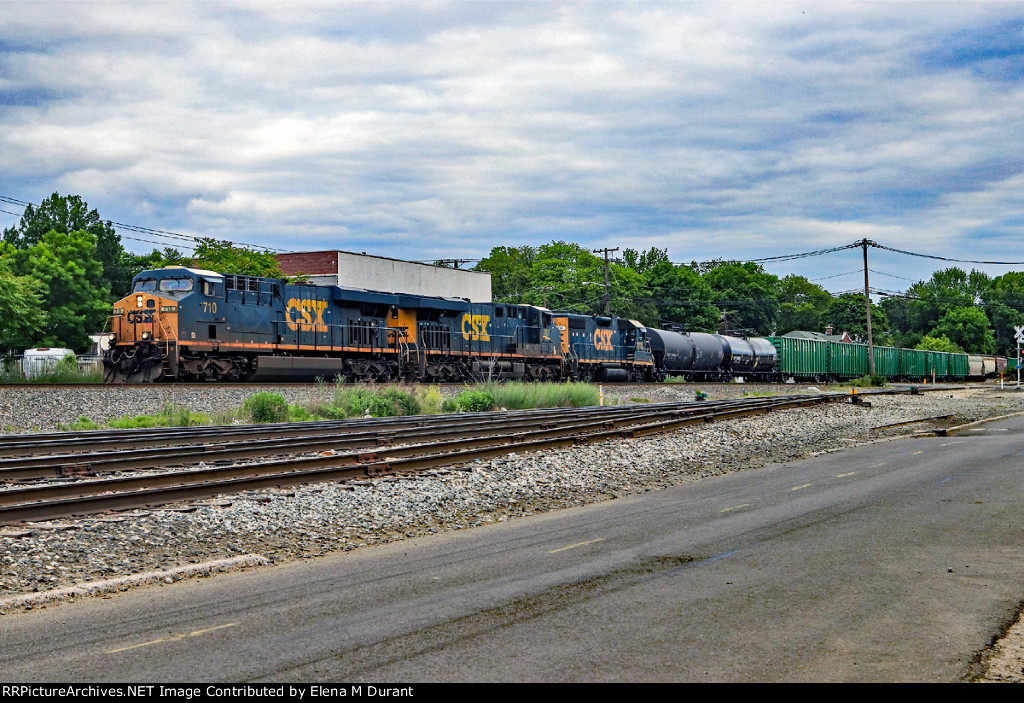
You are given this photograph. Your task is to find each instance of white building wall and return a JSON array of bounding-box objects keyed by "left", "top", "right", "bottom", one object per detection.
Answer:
[{"left": 331, "top": 252, "right": 492, "bottom": 302}]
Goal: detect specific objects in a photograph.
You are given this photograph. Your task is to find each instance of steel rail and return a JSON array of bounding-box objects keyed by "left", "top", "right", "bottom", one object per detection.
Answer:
[
  {"left": 0, "top": 399, "right": 796, "bottom": 481},
  {"left": 0, "top": 396, "right": 826, "bottom": 457},
  {"left": 0, "top": 394, "right": 840, "bottom": 524}
]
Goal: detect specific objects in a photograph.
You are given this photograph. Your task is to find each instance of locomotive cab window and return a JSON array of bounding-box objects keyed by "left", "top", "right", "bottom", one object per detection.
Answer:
[
  {"left": 156, "top": 278, "right": 194, "bottom": 297},
  {"left": 201, "top": 279, "right": 222, "bottom": 297}
]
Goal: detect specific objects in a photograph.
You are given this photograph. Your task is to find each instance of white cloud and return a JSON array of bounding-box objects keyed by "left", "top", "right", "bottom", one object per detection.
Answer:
[{"left": 1, "top": 1, "right": 1022, "bottom": 290}]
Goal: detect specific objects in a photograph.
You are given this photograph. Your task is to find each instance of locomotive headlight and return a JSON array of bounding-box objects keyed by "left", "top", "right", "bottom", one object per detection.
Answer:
[
  {"left": 136, "top": 295, "right": 144, "bottom": 307},
  {"left": 141, "top": 331, "right": 152, "bottom": 340}
]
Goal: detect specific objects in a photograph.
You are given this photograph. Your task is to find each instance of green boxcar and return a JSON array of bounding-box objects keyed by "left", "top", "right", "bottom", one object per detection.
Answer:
[
  {"left": 767, "top": 336, "right": 829, "bottom": 379},
  {"left": 872, "top": 345, "right": 900, "bottom": 379},
  {"left": 828, "top": 341, "right": 869, "bottom": 379},
  {"left": 901, "top": 348, "right": 928, "bottom": 379},
  {"left": 949, "top": 353, "right": 969, "bottom": 379}
]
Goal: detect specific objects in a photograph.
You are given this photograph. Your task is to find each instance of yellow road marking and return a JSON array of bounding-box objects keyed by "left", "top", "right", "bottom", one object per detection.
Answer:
[
  {"left": 107, "top": 623, "right": 237, "bottom": 653},
  {"left": 835, "top": 471, "right": 857, "bottom": 478},
  {"left": 792, "top": 484, "right": 812, "bottom": 491},
  {"left": 549, "top": 538, "right": 604, "bottom": 554},
  {"left": 719, "top": 504, "right": 751, "bottom": 513},
  {"left": 914, "top": 451, "right": 923, "bottom": 455}
]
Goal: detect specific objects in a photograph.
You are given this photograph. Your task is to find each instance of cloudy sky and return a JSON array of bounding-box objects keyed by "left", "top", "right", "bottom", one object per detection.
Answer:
[{"left": 2, "top": 1, "right": 1023, "bottom": 293}]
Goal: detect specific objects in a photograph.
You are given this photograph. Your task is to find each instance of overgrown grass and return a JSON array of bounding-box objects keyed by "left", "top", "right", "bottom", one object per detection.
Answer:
[
  {"left": 0, "top": 357, "right": 104, "bottom": 383},
  {"left": 474, "top": 381, "right": 600, "bottom": 410},
  {"left": 55, "top": 380, "right": 611, "bottom": 430},
  {"left": 64, "top": 404, "right": 211, "bottom": 431},
  {"left": 662, "top": 375, "right": 687, "bottom": 384}
]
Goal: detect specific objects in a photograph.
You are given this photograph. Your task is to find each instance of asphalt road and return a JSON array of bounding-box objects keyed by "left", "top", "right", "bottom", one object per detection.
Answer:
[{"left": 3, "top": 416, "right": 1024, "bottom": 682}]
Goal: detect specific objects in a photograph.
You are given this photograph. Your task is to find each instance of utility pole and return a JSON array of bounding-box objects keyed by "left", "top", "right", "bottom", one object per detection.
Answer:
[
  {"left": 592, "top": 247, "right": 619, "bottom": 315},
  {"left": 861, "top": 238, "right": 875, "bottom": 376},
  {"left": 535, "top": 286, "right": 554, "bottom": 308}
]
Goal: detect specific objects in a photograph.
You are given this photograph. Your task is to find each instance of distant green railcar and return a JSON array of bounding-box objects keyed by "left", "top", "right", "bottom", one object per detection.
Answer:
[
  {"left": 872, "top": 345, "right": 901, "bottom": 378},
  {"left": 828, "top": 341, "right": 868, "bottom": 379},
  {"left": 769, "top": 335, "right": 968, "bottom": 382},
  {"left": 767, "top": 336, "right": 829, "bottom": 380}
]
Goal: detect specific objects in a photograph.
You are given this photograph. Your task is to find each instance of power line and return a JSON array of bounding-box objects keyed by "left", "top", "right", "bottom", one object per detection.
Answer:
[
  {"left": 810, "top": 269, "right": 862, "bottom": 282},
  {"left": 0, "top": 194, "right": 290, "bottom": 253},
  {"left": 869, "top": 241, "right": 1024, "bottom": 266},
  {"left": 868, "top": 268, "right": 919, "bottom": 283},
  {"left": 747, "top": 242, "right": 862, "bottom": 262}
]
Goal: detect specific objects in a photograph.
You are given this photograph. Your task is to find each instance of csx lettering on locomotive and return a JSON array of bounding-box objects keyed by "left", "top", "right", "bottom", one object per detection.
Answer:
[
  {"left": 593, "top": 328, "right": 614, "bottom": 351},
  {"left": 286, "top": 298, "right": 328, "bottom": 332},
  {"left": 461, "top": 314, "right": 490, "bottom": 341},
  {"left": 126, "top": 311, "right": 154, "bottom": 324}
]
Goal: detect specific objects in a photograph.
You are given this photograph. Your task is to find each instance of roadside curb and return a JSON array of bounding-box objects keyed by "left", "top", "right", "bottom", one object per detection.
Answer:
[
  {"left": 933, "top": 410, "right": 1024, "bottom": 437},
  {"left": 0, "top": 553, "right": 269, "bottom": 614}
]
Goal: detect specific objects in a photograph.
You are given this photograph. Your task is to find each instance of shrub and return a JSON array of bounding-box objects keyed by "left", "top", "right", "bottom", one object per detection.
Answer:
[
  {"left": 847, "top": 374, "right": 887, "bottom": 388},
  {"left": 415, "top": 385, "right": 444, "bottom": 414},
  {"left": 444, "top": 389, "right": 495, "bottom": 413},
  {"left": 243, "top": 392, "right": 290, "bottom": 423},
  {"left": 329, "top": 386, "right": 421, "bottom": 417}
]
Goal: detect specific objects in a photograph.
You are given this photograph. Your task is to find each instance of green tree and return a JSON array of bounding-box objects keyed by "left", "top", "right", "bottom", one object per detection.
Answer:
[
  {"left": 2, "top": 192, "right": 132, "bottom": 298},
  {"left": 520, "top": 242, "right": 607, "bottom": 314},
  {"left": 638, "top": 261, "right": 719, "bottom": 332},
  {"left": 128, "top": 247, "right": 192, "bottom": 279},
  {"left": 0, "top": 250, "right": 47, "bottom": 354},
  {"left": 190, "top": 238, "right": 284, "bottom": 277},
  {"left": 983, "top": 271, "right": 1024, "bottom": 355},
  {"left": 5, "top": 230, "right": 112, "bottom": 351},
  {"left": 700, "top": 261, "right": 780, "bottom": 335},
  {"left": 775, "top": 275, "right": 832, "bottom": 334},
  {"left": 474, "top": 246, "right": 537, "bottom": 302},
  {"left": 822, "top": 293, "right": 891, "bottom": 344},
  {"left": 928, "top": 306, "right": 995, "bottom": 353},
  {"left": 622, "top": 246, "right": 670, "bottom": 274},
  {"left": 884, "top": 267, "right": 991, "bottom": 338},
  {"left": 915, "top": 334, "right": 964, "bottom": 354}
]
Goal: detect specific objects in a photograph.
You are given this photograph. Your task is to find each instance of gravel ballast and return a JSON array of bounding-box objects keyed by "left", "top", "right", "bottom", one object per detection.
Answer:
[{"left": 1, "top": 382, "right": 1022, "bottom": 681}]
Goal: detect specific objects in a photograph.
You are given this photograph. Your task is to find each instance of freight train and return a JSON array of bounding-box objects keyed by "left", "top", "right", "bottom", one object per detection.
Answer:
[{"left": 102, "top": 266, "right": 971, "bottom": 384}]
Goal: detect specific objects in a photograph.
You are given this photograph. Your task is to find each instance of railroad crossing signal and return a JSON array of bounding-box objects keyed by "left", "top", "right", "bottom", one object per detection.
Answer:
[{"left": 1015, "top": 326, "right": 1024, "bottom": 343}]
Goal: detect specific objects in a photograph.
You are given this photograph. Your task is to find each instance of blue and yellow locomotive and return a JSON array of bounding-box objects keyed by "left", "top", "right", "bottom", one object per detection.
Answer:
[{"left": 103, "top": 266, "right": 656, "bottom": 383}]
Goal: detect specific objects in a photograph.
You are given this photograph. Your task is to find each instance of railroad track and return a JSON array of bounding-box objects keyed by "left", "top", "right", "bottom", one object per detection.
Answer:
[{"left": 0, "top": 388, "right": 944, "bottom": 525}]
